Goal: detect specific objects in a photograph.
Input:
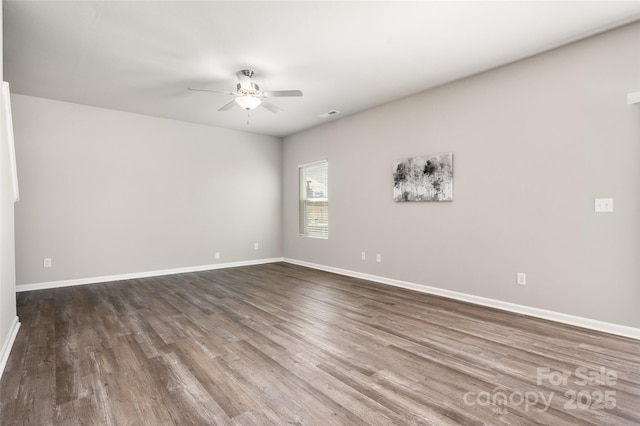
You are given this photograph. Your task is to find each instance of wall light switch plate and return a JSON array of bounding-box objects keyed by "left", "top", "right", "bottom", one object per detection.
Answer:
[{"left": 595, "top": 198, "right": 614, "bottom": 213}]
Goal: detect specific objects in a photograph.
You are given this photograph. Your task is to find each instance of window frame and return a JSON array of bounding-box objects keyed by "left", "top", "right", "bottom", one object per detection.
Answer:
[{"left": 298, "top": 159, "right": 329, "bottom": 239}]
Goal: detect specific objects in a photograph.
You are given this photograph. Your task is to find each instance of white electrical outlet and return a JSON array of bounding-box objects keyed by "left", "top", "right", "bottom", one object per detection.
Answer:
[
  {"left": 215, "top": 252, "right": 220, "bottom": 260},
  {"left": 43, "top": 258, "right": 52, "bottom": 268},
  {"left": 376, "top": 254, "right": 382, "bottom": 263},
  {"left": 254, "top": 243, "right": 259, "bottom": 250},
  {"left": 517, "top": 272, "right": 526, "bottom": 285},
  {"left": 594, "top": 198, "right": 614, "bottom": 213},
  {"left": 361, "top": 252, "right": 366, "bottom": 261}
]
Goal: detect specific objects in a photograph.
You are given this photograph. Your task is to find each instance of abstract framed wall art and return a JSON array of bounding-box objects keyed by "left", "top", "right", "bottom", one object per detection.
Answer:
[{"left": 393, "top": 152, "right": 453, "bottom": 202}]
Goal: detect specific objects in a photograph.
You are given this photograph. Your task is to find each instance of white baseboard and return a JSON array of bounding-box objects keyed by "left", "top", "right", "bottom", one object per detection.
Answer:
[
  {"left": 15, "top": 257, "right": 639, "bottom": 340},
  {"left": 0, "top": 316, "right": 21, "bottom": 380},
  {"left": 16, "top": 257, "right": 285, "bottom": 292},
  {"left": 283, "top": 258, "right": 640, "bottom": 341}
]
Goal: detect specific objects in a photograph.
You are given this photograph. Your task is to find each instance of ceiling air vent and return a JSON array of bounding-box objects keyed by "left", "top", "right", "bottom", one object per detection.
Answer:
[{"left": 320, "top": 110, "right": 341, "bottom": 118}]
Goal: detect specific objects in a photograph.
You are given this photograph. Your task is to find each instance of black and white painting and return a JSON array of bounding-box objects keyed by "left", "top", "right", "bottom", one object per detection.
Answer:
[{"left": 393, "top": 152, "right": 453, "bottom": 202}]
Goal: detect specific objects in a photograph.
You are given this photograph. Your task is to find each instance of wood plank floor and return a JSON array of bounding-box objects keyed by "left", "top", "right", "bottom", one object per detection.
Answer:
[{"left": 1, "top": 262, "right": 639, "bottom": 425}]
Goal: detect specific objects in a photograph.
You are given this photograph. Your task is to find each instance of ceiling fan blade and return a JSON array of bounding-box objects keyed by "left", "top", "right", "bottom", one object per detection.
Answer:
[
  {"left": 262, "top": 90, "right": 303, "bottom": 98},
  {"left": 260, "top": 101, "right": 282, "bottom": 114},
  {"left": 189, "top": 87, "right": 237, "bottom": 95},
  {"left": 237, "top": 70, "right": 254, "bottom": 91},
  {"left": 218, "top": 100, "right": 237, "bottom": 111}
]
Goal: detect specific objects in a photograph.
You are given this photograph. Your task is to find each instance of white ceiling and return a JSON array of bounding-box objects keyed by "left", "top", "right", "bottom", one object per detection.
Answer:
[{"left": 4, "top": 1, "right": 640, "bottom": 138}]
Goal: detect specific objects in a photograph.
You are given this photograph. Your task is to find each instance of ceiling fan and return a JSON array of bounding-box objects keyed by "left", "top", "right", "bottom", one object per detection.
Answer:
[{"left": 188, "top": 69, "right": 303, "bottom": 113}]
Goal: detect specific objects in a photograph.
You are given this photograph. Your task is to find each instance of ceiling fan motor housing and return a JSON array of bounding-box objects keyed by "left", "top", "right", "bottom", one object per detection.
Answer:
[{"left": 236, "top": 82, "right": 260, "bottom": 95}]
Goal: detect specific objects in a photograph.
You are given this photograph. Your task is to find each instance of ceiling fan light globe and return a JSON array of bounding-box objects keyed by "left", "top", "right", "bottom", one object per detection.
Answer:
[{"left": 235, "top": 95, "right": 261, "bottom": 110}]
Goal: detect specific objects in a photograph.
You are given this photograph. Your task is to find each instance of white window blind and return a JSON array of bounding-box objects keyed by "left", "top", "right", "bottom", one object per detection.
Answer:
[{"left": 299, "top": 160, "right": 328, "bottom": 238}]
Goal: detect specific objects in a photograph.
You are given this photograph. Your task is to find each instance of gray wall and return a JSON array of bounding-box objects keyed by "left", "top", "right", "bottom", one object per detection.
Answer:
[
  {"left": 283, "top": 23, "right": 640, "bottom": 328},
  {"left": 13, "top": 95, "right": 282, "bottom": 285}
]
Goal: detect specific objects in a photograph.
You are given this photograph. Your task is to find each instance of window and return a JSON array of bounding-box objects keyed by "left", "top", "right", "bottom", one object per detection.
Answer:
[{"left": 299, "top": 160, "right": 328, "bottom": 238}]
